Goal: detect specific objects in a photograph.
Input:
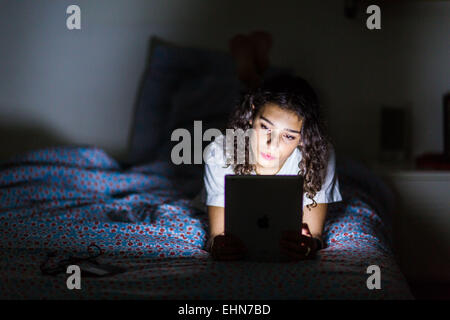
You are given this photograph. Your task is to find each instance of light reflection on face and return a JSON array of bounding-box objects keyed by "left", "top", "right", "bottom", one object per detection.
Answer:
[{"left": 249, "top": 103, "right": 303, "bottom": 175}]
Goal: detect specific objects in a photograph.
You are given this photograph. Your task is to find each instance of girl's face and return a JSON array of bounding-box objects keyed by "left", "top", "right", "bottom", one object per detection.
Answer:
[{"left": 250, "top": 103, "right": 303, "bottom": 174}]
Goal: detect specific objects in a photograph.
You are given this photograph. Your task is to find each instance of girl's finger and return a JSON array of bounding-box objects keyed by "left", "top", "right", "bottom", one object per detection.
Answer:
[
  {"left": 281, "top": 230, "right": 301, "bottom": 242},
  {"left": 279, "top": 239, "right": 309, "bottom": 255},
  {"left": 281, "top": 233, "right": 311, "bottom": 246},
  {"left": 280, "top": 246, "right": 307, "bottom": 261},
  {"left": 213, "top": 240, "right": 247, "bottom": 253},
  {"left": 213, "top": 237, "right": 245, "bottom": 249},
  {"left": 225, "top": 235, "right": 245, "bottom": 247},
  {"left": 213, "top": 236, "right": 227, "bottom": 247},
  {"left": 301, "top": 223, "right": 312, "bottom": 236}
]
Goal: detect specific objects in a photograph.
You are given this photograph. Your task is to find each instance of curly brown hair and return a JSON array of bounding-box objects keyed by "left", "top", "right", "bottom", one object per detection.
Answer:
[{"left": 224, "top": 74, "right": 332, "bottom": 210}]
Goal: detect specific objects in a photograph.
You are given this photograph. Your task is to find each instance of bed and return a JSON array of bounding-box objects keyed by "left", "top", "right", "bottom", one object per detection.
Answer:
[
  {"left": 0, "top": 38, "right": 414, "bottom": 300},
  {"left": 0, "top": 145, "right": 413, "bottom": 299}
]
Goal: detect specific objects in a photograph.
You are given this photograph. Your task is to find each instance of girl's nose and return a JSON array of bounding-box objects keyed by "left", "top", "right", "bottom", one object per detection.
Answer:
[{"left": 266, "top": 131, "right": 280, "bottom": 148}]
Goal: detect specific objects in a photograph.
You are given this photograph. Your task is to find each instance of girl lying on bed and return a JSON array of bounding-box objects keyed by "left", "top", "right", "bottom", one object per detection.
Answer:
[{"left": 198, "top": 73, "right": 343, "bottom": 261}]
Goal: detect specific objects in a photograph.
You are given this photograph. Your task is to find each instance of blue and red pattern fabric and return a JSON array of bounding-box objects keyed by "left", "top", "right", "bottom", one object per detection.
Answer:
[{"left": 0, "top": 146, "right": 413, "bottom": 299}]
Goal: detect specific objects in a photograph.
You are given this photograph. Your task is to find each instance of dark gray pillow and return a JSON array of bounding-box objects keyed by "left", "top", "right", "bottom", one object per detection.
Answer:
[
  {"left": 127, "top": 36, "right": 293, "bottom": 168},
  {"left": 127, "top": 37, "right": 239, "bottom": 166}
]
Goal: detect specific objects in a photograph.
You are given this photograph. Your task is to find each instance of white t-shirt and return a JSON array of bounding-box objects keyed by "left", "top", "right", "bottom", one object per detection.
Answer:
[{"left": 191, "top": 134, "right": 342, "bottom": 211}]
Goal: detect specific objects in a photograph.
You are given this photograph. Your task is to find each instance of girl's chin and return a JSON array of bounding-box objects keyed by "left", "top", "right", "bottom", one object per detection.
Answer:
[{"left": 256, "top": 157, "right": 280, "bottom": 169}]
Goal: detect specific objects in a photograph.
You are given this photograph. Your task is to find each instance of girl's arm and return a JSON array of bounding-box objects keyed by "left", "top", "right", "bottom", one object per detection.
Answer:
[
  {"left": 302, "top": 203, "right": 327, "bottom": 246},
  {"left": 280, "top": 203, "right": 328, "bottom": 260},
  {"left": 207, "top": 204, "right": 327, "bottom": 242},
  {"left": 206, "top": 206, "right": 225, "bottom": 250},
  {"left": 206, "top": 205, "right": 246, "bottom": 260}
]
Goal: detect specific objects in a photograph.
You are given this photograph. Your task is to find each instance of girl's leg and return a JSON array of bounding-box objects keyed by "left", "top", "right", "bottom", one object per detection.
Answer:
[
  {"left": 229, "top": 34, "right": 261, "bottom": 89},
  {"left": 229, "top": 31, "right": 273, "bottom": 90},
  {"left": 249, "top": 31, "right": 273, "bottom": 76}
]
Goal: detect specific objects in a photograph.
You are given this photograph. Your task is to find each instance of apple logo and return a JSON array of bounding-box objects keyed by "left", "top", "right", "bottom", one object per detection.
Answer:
[{"left": 257, "top": 214, "right": 269, "bottom": 229}]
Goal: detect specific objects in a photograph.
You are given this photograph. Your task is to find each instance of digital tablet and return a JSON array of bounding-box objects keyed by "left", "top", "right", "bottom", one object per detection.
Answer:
[{"left": 225, "top": 175, "right": 303, "bottom": 262}]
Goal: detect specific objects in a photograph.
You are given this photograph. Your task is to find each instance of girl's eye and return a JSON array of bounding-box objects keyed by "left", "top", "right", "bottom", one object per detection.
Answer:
[
  {"left": 260, "top": 123, "right": 270, "bottom": 131},
  {"left": 284, "top": 134, "right": 295, "bottom": 141}
]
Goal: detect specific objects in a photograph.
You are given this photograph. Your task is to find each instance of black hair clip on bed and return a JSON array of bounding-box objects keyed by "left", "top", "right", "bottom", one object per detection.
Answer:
[{"left": 40, "top": 244, "right": 126, "bottom": 278}]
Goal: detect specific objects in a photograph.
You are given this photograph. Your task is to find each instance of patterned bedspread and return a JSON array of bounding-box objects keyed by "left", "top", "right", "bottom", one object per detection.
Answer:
[{"left": 0, "top": 146, "right": 413, "bottom": 299}]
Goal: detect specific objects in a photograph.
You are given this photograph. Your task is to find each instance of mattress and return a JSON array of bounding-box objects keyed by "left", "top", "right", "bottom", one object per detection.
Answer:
[{"left": 0, "top": 146, "right": 413, "bottom": 299}]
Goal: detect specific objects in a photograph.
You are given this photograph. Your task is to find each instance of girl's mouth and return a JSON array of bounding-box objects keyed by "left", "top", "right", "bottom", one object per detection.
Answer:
[{"left": 260, "top": 152, "right": 275, "bottom": 161}]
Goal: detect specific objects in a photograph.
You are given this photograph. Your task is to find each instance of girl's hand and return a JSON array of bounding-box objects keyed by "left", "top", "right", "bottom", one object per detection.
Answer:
[
  {"left": 209, "top": 233, "right": 247, "bottom": 261},
  {"left": 279, "top": 223, "right": 318, "bottom": 261}
]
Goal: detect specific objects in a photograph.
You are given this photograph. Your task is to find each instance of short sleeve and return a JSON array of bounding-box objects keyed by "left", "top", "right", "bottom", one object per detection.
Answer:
[
  {"left": 204, "top": 164, "right": 226, "bottom": 207},
  {"left": 303, "top": 145, "right": 343, "bottom": 206},
  {"left": 203, "top": 137, "right": 228, "bottom": 208}
]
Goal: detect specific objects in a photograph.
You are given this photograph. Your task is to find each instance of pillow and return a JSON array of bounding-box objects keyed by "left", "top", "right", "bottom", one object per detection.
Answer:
[
  {"left": 127, "top": 37, "right": 239, "bottom": 165},
  {"left": 127, "top": 36, "right": 293, "bottom": 167}
]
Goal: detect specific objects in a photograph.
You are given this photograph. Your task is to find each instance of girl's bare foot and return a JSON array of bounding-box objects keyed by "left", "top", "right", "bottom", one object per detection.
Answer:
[
  {"left": 229, "top": 34, "right": 262, "bottom": 89},
  {"left": 249, "top": 31, "right": 273, "bottom": 76}
]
